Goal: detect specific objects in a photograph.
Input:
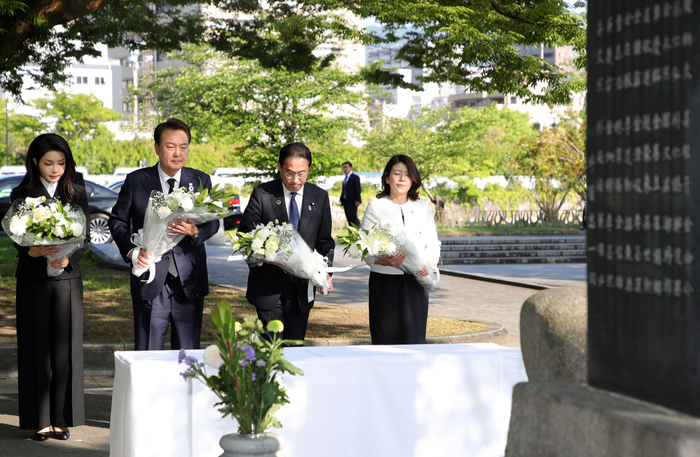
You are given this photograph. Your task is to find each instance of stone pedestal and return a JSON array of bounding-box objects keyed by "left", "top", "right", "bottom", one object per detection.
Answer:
[{"left": 505, "top": 381, "right": 700, "bottom": 457}]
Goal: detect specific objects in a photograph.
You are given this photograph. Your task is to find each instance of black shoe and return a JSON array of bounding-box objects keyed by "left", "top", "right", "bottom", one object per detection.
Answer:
[
  {"left": 33, "top": 430, "right": 50, "bottom": 441},
  {"left": 53, "top": 428, "right": 70, "bottom": 440}
]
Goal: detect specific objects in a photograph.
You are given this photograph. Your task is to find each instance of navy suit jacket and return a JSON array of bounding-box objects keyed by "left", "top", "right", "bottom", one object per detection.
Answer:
[
  {"left": 240, "top": 180, "right": 334, "bottom": 313},
  {"left": 341, "top": 172, "right": 361, "bottom": 206},
  {"left": 108, "top": 165, "right": 219, "bottom": 302}
]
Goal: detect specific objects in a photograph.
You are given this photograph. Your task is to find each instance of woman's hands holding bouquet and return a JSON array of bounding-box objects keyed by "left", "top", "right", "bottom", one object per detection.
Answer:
[{"left": 375, "top": 252, "right": 429, "bottom": 276}]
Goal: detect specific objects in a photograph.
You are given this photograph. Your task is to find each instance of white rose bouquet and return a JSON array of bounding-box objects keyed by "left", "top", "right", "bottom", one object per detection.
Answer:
[
  {"left": 338, "top": 222, "right": 440, "bottom": 291},
  {"left": 131, "top": 181, "right": 235, "bottom": 283},
  {"left": 229, "top": 221, "right": 332, "bottom": 299},
  {"left": 1, "top": 196, "right": 87, "bottom": 277}
]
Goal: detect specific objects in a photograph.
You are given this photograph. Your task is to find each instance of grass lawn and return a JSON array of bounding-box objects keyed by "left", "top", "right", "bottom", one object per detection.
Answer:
[{"left": 0, "top": 236, "right": 484, "bottom": 346}]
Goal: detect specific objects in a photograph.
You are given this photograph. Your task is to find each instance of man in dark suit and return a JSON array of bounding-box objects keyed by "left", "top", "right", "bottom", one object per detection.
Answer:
[
  {"left": 340, "top": 161, "right": 361, "bottom": 227},
  {"left": 108, "top": 118, "right": 219, "bottom": 351},
  {"left": 240, "top": 142, "right": 335, "bottom": 341}
]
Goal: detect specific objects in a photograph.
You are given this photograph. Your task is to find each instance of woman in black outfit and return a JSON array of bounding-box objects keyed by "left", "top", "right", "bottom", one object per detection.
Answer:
[{"left": 12, "top": 134, "right": 89, "bottom": 441}]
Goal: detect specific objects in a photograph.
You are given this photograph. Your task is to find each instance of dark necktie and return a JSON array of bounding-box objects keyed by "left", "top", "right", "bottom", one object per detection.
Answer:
[
  {"left": 166, "top": 178, "right": 179, "bottom": 277},
  {"left": 289, "top": 192, "right": 299, "bottom": 230}
]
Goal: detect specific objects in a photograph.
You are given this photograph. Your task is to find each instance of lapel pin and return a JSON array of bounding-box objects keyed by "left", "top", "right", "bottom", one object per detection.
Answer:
[
  {"left": 309, "top": 202, "right": 315, "bottom": 211},
  {"left": 276, "top": 199, "right": 282, "bottom": 205},
  {"left": 188, "top": 182, "right": 194, "bottom": 192}
]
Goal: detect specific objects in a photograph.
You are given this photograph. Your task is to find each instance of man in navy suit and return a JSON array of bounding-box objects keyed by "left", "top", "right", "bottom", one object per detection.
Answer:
[
  {"left": 340, "top": 161, "right": 361, "bottom": 227},
  {"left": 240, "top": 143, "right": 335, "bottom": 341},
  {"left": 108, "top": 118, "right": 219, "bottom": 350}
]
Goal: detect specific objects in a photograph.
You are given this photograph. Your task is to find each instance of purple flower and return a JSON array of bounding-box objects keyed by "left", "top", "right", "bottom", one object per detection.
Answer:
[
  {"left": 241, "top": 360, "right": 249, "bottom": 367},
  {"left": 256, "top": 360, "right": 266, "bottom": 367},
  {"left": 184, "top": 356, "right": 197, "bottom": 366},
  {"left": 178, "top": 348, "right": 186, "bottom": 364},
  {"left": 252, "top": 374, "right": 256, "bottom": 381}
]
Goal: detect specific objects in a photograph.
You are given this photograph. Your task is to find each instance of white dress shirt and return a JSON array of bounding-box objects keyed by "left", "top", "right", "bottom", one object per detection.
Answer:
[
  {"left": 282, "top": 183, "right": 304, "bottom": 221},
  {"left": 39, "top": 177, "right": 58, "bottom": 198},
  {"left": 158, "top": 166, "right": 182, "bottom": 195}
]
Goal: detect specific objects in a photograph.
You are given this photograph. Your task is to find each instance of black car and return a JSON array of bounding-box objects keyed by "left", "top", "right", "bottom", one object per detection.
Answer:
[{"left": 0, "top": 175, "right": 118, "bottom": 245}]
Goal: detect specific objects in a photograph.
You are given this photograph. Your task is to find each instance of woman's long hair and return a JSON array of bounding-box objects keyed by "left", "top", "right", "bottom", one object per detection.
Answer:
[
  {"left": 19, "top": 134, "right": 78, "bottom": 204},
  {"left": 376, "top": 154, "right": 422, "bottom": 201}
]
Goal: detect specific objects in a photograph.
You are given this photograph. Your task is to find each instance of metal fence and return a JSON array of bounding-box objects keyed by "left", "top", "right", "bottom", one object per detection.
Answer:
[{"left": 434, "top": 208, "right": 585, "bottom": 229}]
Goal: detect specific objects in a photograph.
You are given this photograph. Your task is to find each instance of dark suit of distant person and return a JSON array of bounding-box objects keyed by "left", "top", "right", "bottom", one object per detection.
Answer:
[
  {"left": 340, "top": 162, "right": 361, "bottom": 227},
  {"left": 108, "top": 119, "right": 219, "bottom": 350},
  {"left": 240, "top": 143, "right": 335, "bottom": 341}
]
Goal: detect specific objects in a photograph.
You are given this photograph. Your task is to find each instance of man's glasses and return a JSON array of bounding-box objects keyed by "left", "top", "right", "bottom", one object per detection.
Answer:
[{"left": 284, "top": 171, "right": 308, "bottom": 179}]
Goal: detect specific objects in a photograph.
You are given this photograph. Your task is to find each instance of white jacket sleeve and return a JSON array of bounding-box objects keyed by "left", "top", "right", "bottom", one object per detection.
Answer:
[
  {"left": 421, "top": 201, "right": 442, "bottom": 267},
  {"left": 361, "top": 200, "right": 378, "bottom": 267}
]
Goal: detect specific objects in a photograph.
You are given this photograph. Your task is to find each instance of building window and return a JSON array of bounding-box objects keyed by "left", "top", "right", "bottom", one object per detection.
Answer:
[
  {"left": 76, "top": 76, "right": 88, "bottom": 84},
  {"left": 510, "top": 96, "right": 518, "bottom": 104},
  {"left": 95, "top": 77, "right": 106, "bottom": 85}
]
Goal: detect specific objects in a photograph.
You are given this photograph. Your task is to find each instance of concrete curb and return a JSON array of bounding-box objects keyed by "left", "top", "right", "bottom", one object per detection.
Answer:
[
  {"left": 439, "top": 268, "right": 547, "bottom": 291},
  {"left": 0, "top": 322, "right": 508, "bottom": 379}
]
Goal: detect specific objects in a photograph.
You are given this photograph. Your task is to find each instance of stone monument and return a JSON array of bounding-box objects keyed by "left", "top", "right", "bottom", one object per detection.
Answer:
[
  {"left": 506, "top": 1, "right": 700, "bottom": 454},
  {"left": 586, "top": 0, "right": 699, "bottom": 416}
]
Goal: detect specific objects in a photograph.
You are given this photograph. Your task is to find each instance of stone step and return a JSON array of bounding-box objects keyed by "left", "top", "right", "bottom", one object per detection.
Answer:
[
  {"left": 439, "top": 236, "right": 586, "bottom": 246},
  {"left": 440, "top": 243, "right": 586, "bottom": 252},
  {"left": 441, "top": 256, "right": 586, "bottom": 265},
  {"left": 441, "top": 249, "right": 585, "bottom": 259}
]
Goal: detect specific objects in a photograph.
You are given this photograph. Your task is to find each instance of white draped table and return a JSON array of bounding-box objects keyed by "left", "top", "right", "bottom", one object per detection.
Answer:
[{"left": 109, "top": 343, "right": 527, "bottom": 457}]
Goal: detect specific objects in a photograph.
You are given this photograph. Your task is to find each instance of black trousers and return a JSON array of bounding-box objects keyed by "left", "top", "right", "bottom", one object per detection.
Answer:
[
  {"left": 368, "top": 272, "right": 429, "bottom": 345},
  {"left": 132, "top": 274, "right": 204, "bottom": 351},
  {"left": 343, "top": 202, "right": 360, "bottom": 227},
  {"left": 16, "top": 277, "right": 85, "bottom": 430},
  {"left": 255, "top": 276, "right": 310, "bottom": 341}
]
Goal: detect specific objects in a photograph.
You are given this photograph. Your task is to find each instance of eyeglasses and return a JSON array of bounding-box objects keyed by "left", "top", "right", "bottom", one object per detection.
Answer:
[{"left": 284, "top": 171, "right": 308, "bottom": 179}]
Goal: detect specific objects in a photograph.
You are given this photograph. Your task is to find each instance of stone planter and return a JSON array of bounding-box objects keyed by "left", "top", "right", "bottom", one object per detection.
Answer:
[{"left": 219, "top": 432, "right": 286, "bottom": 457}]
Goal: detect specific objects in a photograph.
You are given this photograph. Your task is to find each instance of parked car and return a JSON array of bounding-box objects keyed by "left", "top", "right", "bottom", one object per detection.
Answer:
[
  {"left": 108, "top": 180, "right": 124, "bottom": 193},
  {"left": 0, "top": 175, "right": 118, "bottom": 245},
  {"left": 224, "top": 195, "right": 243, "bottom": 231}
]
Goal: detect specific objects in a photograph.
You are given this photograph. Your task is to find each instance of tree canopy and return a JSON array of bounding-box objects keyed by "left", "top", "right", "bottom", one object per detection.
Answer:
[
  {"left": 2, "top": 0, "right": 587, "bottom": 104},
  {"left": 0, "top": 0, "right": 205, "bottom": 98},
  {"left": 139, "top": 45, "right": 368, "bottom": 178}
]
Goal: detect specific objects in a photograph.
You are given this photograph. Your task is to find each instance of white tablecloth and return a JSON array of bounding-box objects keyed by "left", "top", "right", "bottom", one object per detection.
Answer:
[{"left": 109, "top": 343, "right": 527, "bottom": 457}]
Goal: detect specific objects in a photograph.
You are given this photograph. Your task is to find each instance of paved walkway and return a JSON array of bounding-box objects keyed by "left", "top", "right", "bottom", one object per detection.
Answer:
[{"left": 0, "top": 237, "right": 586, "bottom": 455}]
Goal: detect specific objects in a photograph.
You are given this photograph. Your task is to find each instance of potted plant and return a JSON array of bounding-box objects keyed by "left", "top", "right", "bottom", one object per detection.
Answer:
[{"left": 179, "top": 300, "right": 304, "bottom": 457}]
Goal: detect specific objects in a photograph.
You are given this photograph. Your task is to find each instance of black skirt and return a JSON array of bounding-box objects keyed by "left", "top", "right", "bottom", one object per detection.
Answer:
[{"left": 368, "top": 272, "right": 429, "bottom": 345}]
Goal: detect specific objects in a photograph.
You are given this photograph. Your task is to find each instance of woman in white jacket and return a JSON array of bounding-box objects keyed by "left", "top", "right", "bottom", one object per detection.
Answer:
[{"left": 361, "top": 155, "right": 441, "bottom": 344}]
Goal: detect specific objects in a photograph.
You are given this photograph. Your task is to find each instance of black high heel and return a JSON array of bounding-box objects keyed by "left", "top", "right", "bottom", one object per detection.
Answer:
[
  {"left": 32, "top": 429, "right": 50, "bottom": 441},
  {"left": 53, "top": 428, "right": 70, "bottom": 440}
]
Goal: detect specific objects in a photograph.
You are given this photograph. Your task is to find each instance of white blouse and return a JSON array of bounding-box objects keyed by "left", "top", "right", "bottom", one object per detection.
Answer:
[{"left": 361, "top": 197, "right": 441, "bottom": 275}]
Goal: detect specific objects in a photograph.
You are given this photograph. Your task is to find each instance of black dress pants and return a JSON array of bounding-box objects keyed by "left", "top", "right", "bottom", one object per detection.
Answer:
[{"left": 16, "top": 277, "right": 84, "bottom": 430}]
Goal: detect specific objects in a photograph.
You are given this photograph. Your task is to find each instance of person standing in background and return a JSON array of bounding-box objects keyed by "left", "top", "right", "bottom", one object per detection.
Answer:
[{"left": 340, "top": 161, "right": 361, "bottom": 227}]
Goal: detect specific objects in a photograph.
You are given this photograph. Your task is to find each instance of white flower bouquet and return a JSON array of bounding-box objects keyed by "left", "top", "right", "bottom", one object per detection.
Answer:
[
  {"left": 336, "top": 222, "right": 402, "bottom": 260},
  {"left": 1, "top": 196, "right": 87, "bottom": 276},
  {"left": 338, "top": 222, "right": 440, "bottom": 291},
  {"left": 131, "top": 181, "right": 234, "bottom": 283},
  {"left": 230, "top": 221, "right": 332, "bottom": 299}
]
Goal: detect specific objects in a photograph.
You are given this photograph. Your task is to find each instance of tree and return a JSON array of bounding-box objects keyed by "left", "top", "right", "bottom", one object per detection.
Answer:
[
  {"left": 0, "top": 0, "right": 205, "bottom": 99},
  {"left": 32, "top": 91, "right": 120, "bottom": 144},
  {"left": 0, "top": 98, "right": 43, "bottom": 163},
  {"left": 509, "top": 115, "right": 586, "bottom": 222},
  {"left": 139, "top": 45, "right": 368, "bottom": 178},
  {"left": 207, "top": 0, "right": 587, "bottom": 105},
  {"left": 3, "top": 1, "right": 586, "bottom": 105},
  {"left": 364, "top": 104, "right": 536, "bottom": 203}
]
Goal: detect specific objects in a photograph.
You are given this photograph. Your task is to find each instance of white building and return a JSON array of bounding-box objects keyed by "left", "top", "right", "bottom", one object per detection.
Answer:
[{"left": 12, "top": 44, "right": 123, "bottom": 117}]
